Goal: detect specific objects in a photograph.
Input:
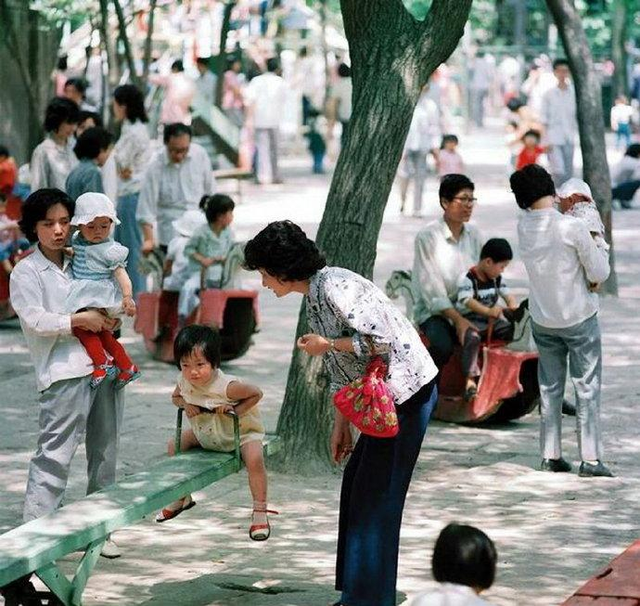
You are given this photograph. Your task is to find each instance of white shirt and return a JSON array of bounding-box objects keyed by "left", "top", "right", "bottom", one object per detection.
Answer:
[
  {"left": 405, "top": 98, "right": 440, "bottom": 152},
  {"left": 245, "top": 73, "right": 288, "bottom": 129},
  {"left": 518, "top": 207, "right": 610, "bottom": 329},
  {"left": 541, "top": 84, "right": 577, "bottom": 145},
  {"left": 333, "top": 77, "right": 353, "bottom": 122},
  {"left": 30, "top": 137, "right": 79, "bottom": 192},
  {"left": 137, "top": 142, "right": 214, "bottom": 246},
  {"left": 113, "top": 119, "right": 153, "bottom": 196},
  {"left": 610, "top": 103, "right": 634, "bottom": 129},
  {"left": 408, "top": 583, "right": 494, "bottom": 606},
  {"left": 9, "top": 247, "right": 93, "bottom": 392},
  {"left": 195, "top": 70, "right": 217, "bottom": 109},
  {"left": 611, "top": 154, "right": 640, "bottom": 187}
]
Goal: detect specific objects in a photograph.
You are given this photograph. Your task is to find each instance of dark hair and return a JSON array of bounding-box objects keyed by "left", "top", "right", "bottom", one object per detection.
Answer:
[
  {"left": 266, "top": 57, "right": 280, "bottom": 73},
  {"left": 73, "top": 127, "right": 114, "bottom": 160},
  {"left": 506, "top": 97, "right": 525, "bottom": 112},
  {"left": 171, "top": 59, "right": 184, "bottom": 72},
  {"left": 244, "top": 220, "right": 327, "bottom": 281},
  {"left": 173, "top": 324, "right": 221, "bottom": 370},
  {"left": 510, "top": 164, "right": 555, "bottom": 209},
  {"left": 432, "top": 523, "right": 497, "bottom": 590},
  {"left": 226, "top": 56, "right": 241, "bottom": 71},
  {"left": 78, "top": 110, "right": 103, "bottom": 128},
  {"left": 203, "top": 194, "right": 235, "bottom": 223},
  {"left": 114, "top": 84, "right": 149, "bottom": 123},
  {"left": 163, "top": 122, "right": 192, "bottom": 144},
  {"left": 196, "top": 57, "right": 210, "bottom": 67},
  {"left": 522, "top": 129, "right": 541, "bottom": 141},
  {"left": 480, "top": 238, "right": 513, "bottom": 262},
  {"left": 44, "top": 97, "right": 80, "bottom": 132},
  {"left": 553, "top": 58, "right": 570, "bottom": 70},
  {"left": 439, "top": 174, "right": 475, "bottom": 203},
  {"left": 440, "top": 134, "right": 459, "bottom": 149},
  {"left": 0, "top": 193, "right": 6, "bottom": 204},
  {"left": 0, "top": 145, "right": 9, "bottom": 158},
  {"left": 625, "top": 143, "right": 640, "bottom": 159},
  {"left": 57, "top": 56, "right": 68, "bottom": 71},
  {"left": 338, "top": 63, "right": 351, "bottom": 78},
  {"left": 19, "top": 188, "right": 75, "bottom": 243},
  {"left": 64, "top": 77, "right": 88, "bottom": 98}
]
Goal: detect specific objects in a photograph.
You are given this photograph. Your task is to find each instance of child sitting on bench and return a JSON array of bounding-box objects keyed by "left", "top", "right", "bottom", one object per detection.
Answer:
[
  {"left": 157, "top": 324, "right": 274, "bottom": 541},
  {"left": 455, "top": 238, "right": 518, "bottom": 402},
  {"left": 407, "top": 523, "right": 498, "bottom": 605}
]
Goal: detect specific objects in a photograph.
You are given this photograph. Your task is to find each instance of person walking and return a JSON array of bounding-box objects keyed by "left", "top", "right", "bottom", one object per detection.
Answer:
[
  {"left": 112, "top": 84, "right": 153, "bottom": 298},
  {"left": 541, "top": 59, "right": 578, "bottom": 186},
  {"left": 512, "top": 164, "right": 612, "bottom": 478},
  {"left": 244, "top": 220, "right": 438, "bottom": 606},
  {"left": 137, "top": 123, "right": 214, "bottom": 254}
]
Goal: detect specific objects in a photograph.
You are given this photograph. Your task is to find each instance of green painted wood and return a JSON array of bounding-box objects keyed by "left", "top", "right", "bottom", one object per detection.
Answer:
[
  {"left": 71, "top": 538, "right": 105, "bottom": 606},
  {"left": 0, "top": 435, "right": 280, "bottom": 588},
  {"left": 36, "top": 561, "right": 73, "bottom": 606}
]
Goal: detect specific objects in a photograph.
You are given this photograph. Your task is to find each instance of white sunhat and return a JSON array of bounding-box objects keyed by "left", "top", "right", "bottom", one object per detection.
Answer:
[
  {"left": 71, "top": 192, "right": 121, "bottom": 226},
  {"left": 172, "top": 209, "right": 206, "bottom": 238},
  {"left": 556, "top": 178, "right": 593, "bottom": 201}
]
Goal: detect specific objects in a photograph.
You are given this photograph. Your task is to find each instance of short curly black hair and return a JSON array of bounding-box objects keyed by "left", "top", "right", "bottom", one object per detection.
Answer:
[
  {"left": 44, "top": 97, "right": 80, "bottom": 133},
  {"left": 510, "top": 164, "right": 555, "bottom": 209},
  {"left": 244, "top": 220, "right": 326, "bottom": 281},
  {"left": 19, "top": 188, "right": 75, "bottom": 243}
]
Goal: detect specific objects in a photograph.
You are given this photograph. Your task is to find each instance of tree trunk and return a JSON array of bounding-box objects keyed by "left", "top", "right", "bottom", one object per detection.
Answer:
[
  {"left": 99, "top": 0, "right": 119, "bottom": 90},
  {"left": 112, "top": 0, "right": 140, "bottom": 87},
  {"left": 611, "top": 0, "right": 628, "bottom": 100},
  {"left": 545, "top": 0, "right": 618, "bottom": 295},
  {"left": 215, "top": 1, "right": 236, "bottom": 108},
  {"left": 142, "top": 0, "right": 158, "bottom": 88},
  {"left": 275, "top": 0, "right": 473, "bottom": 474}
]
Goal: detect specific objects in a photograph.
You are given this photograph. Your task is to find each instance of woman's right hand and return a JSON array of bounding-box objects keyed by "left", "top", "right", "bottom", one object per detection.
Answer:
[
  {"left": 72, "top": 310, "right": 112, "bottom": 333},
  {"left": 331, "top": 419, "right": 353, "bottom": 464}
]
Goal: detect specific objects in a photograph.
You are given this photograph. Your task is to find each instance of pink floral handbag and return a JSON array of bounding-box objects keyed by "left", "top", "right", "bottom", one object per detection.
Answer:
[{"left": 333, "top": 357, "right": 399, "bottom": 438}]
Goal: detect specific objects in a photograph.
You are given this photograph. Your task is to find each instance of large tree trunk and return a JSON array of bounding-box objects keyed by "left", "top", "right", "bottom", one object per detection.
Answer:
[
  {"left": 545, "top": 0, "right": 618, "bottom": 295},
  {"left": 275, "top": 0, "right": 473, "bottom": 474},
  {"left": 611, "top": 0, "right": 628, "bottom": 100}
]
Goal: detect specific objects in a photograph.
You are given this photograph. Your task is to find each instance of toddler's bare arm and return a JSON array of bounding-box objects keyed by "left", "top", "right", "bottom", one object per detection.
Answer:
[{"left": 226, "top": 381, "right": 263, "bottom": 416}]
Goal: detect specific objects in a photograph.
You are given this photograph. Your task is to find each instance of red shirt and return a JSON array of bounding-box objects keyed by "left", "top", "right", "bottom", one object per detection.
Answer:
[{"left": 516, "top": 146, "right": 545, "bottom": 170}]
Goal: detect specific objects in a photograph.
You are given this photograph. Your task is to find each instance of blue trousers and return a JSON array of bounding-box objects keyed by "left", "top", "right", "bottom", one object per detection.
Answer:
[
  {"left": 336, "top": 381, "right": 437, "bottom": 606},
  {"left": 114, "top": 192, "right": 144, "bottom": 299}
]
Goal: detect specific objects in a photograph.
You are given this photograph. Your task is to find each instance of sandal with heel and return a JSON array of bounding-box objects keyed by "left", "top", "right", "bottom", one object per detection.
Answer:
[{"left": 249, "top": 507, "right": 278, "bottom": 541}]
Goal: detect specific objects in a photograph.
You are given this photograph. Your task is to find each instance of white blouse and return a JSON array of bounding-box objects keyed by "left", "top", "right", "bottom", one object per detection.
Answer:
[{"left": 113, "top": 119, "right": 152, "bottom": 196}]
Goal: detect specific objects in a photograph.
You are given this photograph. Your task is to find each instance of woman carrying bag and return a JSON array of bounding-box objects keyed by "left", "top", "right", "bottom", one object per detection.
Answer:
[{"left": 244, "top": 220, "right": 438, "bottom": 606}]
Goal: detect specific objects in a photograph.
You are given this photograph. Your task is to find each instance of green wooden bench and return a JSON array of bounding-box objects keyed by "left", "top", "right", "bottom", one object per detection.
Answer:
[{"left": 0, "top": 410, "right": 280, "bottom": 606}]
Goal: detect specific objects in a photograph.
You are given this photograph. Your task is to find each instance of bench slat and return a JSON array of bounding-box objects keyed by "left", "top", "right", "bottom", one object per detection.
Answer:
[{"left": 0, "top": 435, "right": 280, "bottom": 587}]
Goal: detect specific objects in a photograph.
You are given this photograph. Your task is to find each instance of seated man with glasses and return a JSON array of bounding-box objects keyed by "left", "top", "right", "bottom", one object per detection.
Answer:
[{"left": 412, "top": 174, "right": 483, "bottom": 369}]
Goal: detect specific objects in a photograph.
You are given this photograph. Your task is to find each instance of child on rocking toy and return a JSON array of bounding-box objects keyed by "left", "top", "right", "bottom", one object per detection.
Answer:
[
  {"left": 66, "top": 192, "right": 140, "bottom": 389},
  {"left": 455, "top": 238, "right": 519, "bottom": 403},
  {"left": 157, "top": 324, "right": 274, "bottom": 541}
]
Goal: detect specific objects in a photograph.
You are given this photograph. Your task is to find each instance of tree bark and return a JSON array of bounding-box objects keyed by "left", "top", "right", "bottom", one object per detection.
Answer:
[
  {"left": 611, "top": 0, "right": 628, "bottom": 100},
  {"left": 275, "top": 0, "right": 473, "bottom": 474},
  {"left": 112, "top": 0, "right": 140, "bottom": 87},
  {"left": 142, "top": 0, "right": 158, "bottom": 88},
  {"left": 545, "top": 0, "right": 618, "bottom": 295}
]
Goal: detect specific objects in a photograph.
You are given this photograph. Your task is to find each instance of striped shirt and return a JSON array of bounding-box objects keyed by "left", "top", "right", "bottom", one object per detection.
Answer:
[
  {"left": 71, "top": 233, "right": 120, "bottom": 280},
  {"left": 456, "top": 267, "right": 510, "bottom": 315}
]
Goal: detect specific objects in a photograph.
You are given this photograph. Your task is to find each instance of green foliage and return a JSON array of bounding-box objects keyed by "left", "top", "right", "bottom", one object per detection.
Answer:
[{"left": 30, "top": 0, "right": 96, "bottom": 26}]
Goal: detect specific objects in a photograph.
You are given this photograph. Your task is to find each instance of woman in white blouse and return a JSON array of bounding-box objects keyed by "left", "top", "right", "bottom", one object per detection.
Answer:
[
  {"left": 30, "top": 97, "right": 80, "bottom": 192},
  {"left": 112, "top": 84, "right": 152, "bottom": 298}
]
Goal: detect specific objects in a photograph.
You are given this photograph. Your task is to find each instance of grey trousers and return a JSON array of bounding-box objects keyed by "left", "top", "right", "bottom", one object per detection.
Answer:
[
  {"left": 255, "top": 127, "right": 280, "bottom": 184},
  {"left": 23, "top": 374, "right": 124, "bottom": 522},
  {"left": 548, "top": 142, "right": 575, "bottom": 186},
  {"left": 532, "top": 314, "right": 603, "bottom": 462}
]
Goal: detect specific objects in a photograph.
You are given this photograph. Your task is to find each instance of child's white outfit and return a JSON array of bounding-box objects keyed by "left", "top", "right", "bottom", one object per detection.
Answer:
[
  {"left": 407, "top": 583, "right": 494, "bottom": 606},
  {"left": 178, "top": 368, "right": 265, "bottom": 452},
  {"left": 556, "top": 178, "right": 609, "bottom": 255},
  {"left": 163, "top": 210, "right": 206, "bottom": 292}
]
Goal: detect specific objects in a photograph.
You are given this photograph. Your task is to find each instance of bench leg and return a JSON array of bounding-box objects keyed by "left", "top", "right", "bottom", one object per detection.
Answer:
[{"left": 35, "top": 538, "right": 105, "bottom": 606}]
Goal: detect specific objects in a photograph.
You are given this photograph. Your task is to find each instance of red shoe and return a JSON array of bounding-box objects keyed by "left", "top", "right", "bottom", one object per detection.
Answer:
[
  {"left": 249, "top": 508, "right": 279, "bottom": 541},
  {"left": 155, "top": 496, "right": 196, "bottom": 523},
  {"left": 116, "top": 365, "right": 141, "bottom": 390},
  {"left": 90, "top": 364, "right": 116, "bottom": 389}
]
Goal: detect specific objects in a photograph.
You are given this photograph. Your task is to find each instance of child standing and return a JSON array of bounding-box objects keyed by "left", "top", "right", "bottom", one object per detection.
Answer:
[
  {"left": 515, "top": 129, "right": 547, "bottom": 170},
  {"left": 304, "top": 110, "right": 326, "bottom": 174},
  {"left": 179, "top": 194, "right": 235, "bottom": 324},
  {"left": 157, "top": 325, "right": 273, "bottom": 541},
  {"left": 610, "top": 95, "right": 634, "bottom": 150},
  {"left": 438, "top": 134, "right": 464, "bottom": 177},
  {"left": 407, "top": 523, "right": 498, "bottom": 606},
  {"left": 66, "top": 192, "right": 140, "bottom": 389},
  {"left": 456, "top": 238, "right": 518, "bottom": 402}
]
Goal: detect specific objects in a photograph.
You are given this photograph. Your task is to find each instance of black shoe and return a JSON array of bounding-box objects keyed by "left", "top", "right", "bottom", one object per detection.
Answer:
[
  {"left": 562, "top": 400, "right": 577, "bottom": 416},
  {"left": 540, "top": 458, "right": 572, "bottom": 472},
  {"left": 579, "top": 461, "right": 614, "bottom": 478}
]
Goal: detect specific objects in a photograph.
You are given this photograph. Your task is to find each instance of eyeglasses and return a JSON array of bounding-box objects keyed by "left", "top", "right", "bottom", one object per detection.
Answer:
[{"left": 452, "top": 196, "right": 477, "bottom": 205}]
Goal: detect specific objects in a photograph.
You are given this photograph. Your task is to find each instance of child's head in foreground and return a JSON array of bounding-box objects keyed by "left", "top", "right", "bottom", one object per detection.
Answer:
[
  {"left": 432, "top": 523, "right": 497, "bottom": 593},
  {"left": 174, "top": 324, "right": 222, "bottom": 386},
  {"left": 478, "top": 238, "right": 513, "bottom": 280}
]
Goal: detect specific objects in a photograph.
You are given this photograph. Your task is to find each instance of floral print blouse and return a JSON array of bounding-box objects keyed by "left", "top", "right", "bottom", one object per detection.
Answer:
[{"left": 306, "top": 266, "right": 438, "bottom": 405}]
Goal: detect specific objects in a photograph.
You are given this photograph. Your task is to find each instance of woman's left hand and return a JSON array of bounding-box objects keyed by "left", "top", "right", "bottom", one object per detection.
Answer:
[{"left": 297, "top": 333, "right": 330, "bottom": 356}]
